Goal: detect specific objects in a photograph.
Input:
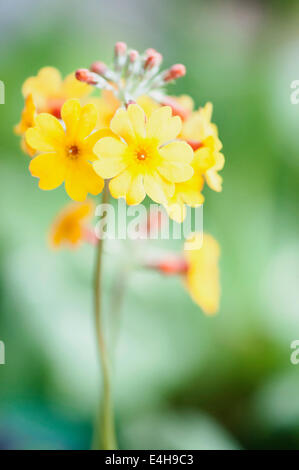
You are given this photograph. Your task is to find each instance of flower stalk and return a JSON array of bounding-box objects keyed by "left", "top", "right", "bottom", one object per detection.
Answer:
[{"left": 93, "top": 182, "right": 117, "bottom": 450}]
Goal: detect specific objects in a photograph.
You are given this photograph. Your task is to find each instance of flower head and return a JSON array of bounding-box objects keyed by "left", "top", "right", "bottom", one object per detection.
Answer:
[
  {"left": 93, "top": 104, "right": 194, "bottom": 205},
  {"left": 184, "top": 233, "right": 220, "bottom": 315},
  {"left": 22, "top": 67, "right": 91, "bottom": 118},
  {"left": 14, "top": 94, "right": 37, "bottom": 156},
  {"left": 26, "top": 99, "right": 107, "bottom": 201},
  {"left": 50, "top": 200, "right": 94, "bottom": 248}
]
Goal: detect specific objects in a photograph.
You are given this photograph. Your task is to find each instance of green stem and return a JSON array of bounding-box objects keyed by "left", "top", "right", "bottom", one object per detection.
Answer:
[{"left": 93, "top": 183, "right": 117, "bottom": 450}]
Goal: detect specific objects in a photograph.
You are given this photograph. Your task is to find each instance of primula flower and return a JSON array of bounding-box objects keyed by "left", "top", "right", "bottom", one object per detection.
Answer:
[
  {"left": 50, "top": 200, "right": 94, "bottom": 248},
  {"left": 14, "top": 94, "right": 37, "bottom": 156},
  {"left": 22, "top": 67, "right": 92, "bottom": 118},
  {"left": 184, "top": 233, "right": 220, "bottom": 315},
  {"left": 26, "top": 99, "right": 106, "bottom": 201},
  {"left": 181, "top": 102, "right": 225, "bottom": 192},
  {"left": 93, "top": 104, "right": 194, "bottom": 205}
]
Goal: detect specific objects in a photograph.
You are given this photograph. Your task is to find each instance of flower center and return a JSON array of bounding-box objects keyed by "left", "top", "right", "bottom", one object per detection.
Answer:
[
  {"left": 137, "top": 151, "right": 147, "bottom": 161},
  {"left": 67, "top": 145, "right": 80, "bottom": 160}
]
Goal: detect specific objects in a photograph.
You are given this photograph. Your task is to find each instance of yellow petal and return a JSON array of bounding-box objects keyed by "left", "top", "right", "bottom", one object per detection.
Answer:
[
  {"left": 93, "top": 156, "right": 127, "bottom": 179},
  {"left": 77, "top": 103, "right": 98, "bottom": 140},
  {"left": 29, "top": 152, "right": 66, "bottom": 190},
  {"left": 159, "top": 141, "right": 193, "bottom": 163},
  {"left": 93, "top": 137, "right": 128, "bottom": 178},
  {"left": 144, "top": 172, "right": 174, "bottom": 204},
  {"left": 146, "top": 106, "right": 182, "bottom": 144},
  {"left": 126, "top": 174, "right": 146, "bottom": 205},
  {"left": 109, "top": 170, "right": 132, "bottom": 199},
  {"left": 61, "top": 99, "right": 81, "bottom": 138},
  {"left": 127, "top": 104, "right": 146, "bottom": 139},
  {"left": 65, "top": 162, "right": 104, "bottom": 201},
  {"left": 85, "top": 128, "right": 117, "bottom": 151},
  {"left": 26, "top": 113, "right": 65, "bottom": 152},
  {"left": 166, "top": 199, "right": 186, "bottom": 223},
  {"left": 62, "top": 73, "right": 92, "bottom": 99},
  {"left": 110, "top": 107, "right": 135, "bottom": 143},
  {"left": 158, "top": 161, "right": 194, "bottom": 183},
  {"left": 184, "top": 233, "right": 220, "bottom": 315},
  {"left": 22, "top": 67, "right": 62, "bottom": 100}
]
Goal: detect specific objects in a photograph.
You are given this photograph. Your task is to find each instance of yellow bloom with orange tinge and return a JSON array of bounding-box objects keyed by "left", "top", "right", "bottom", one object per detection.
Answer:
[
  {"left": 22, "top": 67, "right": 92, "bottom": 118},
  {"left": 165, "top": 148, "right": 216, "bottom": 222},
  {"left": 14, "top": 94, "right": 37, "bottom": 156},
  {"left": 93, "top": 104, "right": 194, "bottom": 206},
  {"left": 50, "top": 200, "right": 94, "bottom": 248},
  {"left": 26, "top": 99, "right": 107, "bottom": 201},
  {"left": 181, "top": 102, "right": 225, "bottom": 192},
  {"left": 184, "top": 233, "right": 220, "bottom": 315}
]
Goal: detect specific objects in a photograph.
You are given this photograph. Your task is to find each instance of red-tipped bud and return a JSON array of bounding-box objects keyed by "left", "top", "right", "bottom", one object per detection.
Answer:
[
  {"left": 161, "top": 96, "right": 191, "bottom": 121},
  {"left": 129, "top": 49, "right": 139, "bottom": 63},
  {"left": 115, "top": 41, "right": 127, "bottom": 57},
  {"left": 75, "top": 69, "right": 98, "bottom": 85},
  {"left": 163, "top": 64, "right": 186, "bottom": 82},
  {"left": 144, "top": 49, "right": 163, "bottom": 70},
  {"left": 186, "top": 140, "right": 204, "bottom": 151},
  {"left": 148, "top": 256, "right": 189, "bottom": 276},
  {"left": 90, "top": 61, "right": 107, "bottom": 76}
]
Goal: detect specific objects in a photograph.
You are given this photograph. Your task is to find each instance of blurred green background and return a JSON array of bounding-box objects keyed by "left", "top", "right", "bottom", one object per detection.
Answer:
[{"left": 1, "top": 0, "right": 299, "bottom": 450}]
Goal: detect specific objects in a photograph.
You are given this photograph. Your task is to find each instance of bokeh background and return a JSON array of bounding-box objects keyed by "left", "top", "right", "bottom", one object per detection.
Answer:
[{"left": 1, "top": 0, "right": 299, "bottom": 450}]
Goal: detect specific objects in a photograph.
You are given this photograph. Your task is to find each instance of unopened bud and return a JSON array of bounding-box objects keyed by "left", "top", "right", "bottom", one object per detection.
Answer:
[
  {"left": 115, "top": 41, "right": 127, "bottom": 57},
  {"left": 144, "top": 50, "right": 163, "bottom": 70},
  {"left": 75, "top": 69, "right": 98, "bottom": 85},
  {"left": 90, "top": 61, "right": 107, "bottom": 76},
  {"left": 147, "top": 256, "right": 189, "bottom": 276},
  {"left": 163, "top": 64, "right": 186, "bottom": 82},
  {"left": 129, "top": 49, "right": 139, "bottom": 63}
]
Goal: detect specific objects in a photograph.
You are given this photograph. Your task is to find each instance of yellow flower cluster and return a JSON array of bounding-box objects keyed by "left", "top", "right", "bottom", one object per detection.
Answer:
[{"left": 14, "top": 46, "right": 224, "bottom": 314}]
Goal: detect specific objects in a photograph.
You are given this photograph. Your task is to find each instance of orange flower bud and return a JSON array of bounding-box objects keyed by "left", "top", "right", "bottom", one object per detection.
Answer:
[
  {"left": 75, "top": 69, "right": 98, "bottom": 85},
  {"left": 163, "top": 64, "right": 186, "bottom": 82},
  {"left": 144, "top": 49, "right": 163, "bottom": 70}
]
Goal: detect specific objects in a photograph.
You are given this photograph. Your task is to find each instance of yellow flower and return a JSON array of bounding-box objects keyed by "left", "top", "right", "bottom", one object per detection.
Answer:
[
  {"left": 14, "top": 94, "right": 37, "bottom": 156},
  {"left": 164, "top": 161, "right": 205, "bottom": 223},
  {"left": 22, "top": 67, "right": 91, "bottom": 118},
  {"left": 26, "top": 99, "right": 106, "bottom": 201},
  {"left": 181, "top": 102, "right": 225, "bottom": 192},
  {"left": 184, "top": 233, "right": 220, "bottom": 315},
  {"left": 93, "top": 104, "right": 194, "bottom": 205},
  {"left": 50, "top": 200, "right": 94, "bottom": 248}
]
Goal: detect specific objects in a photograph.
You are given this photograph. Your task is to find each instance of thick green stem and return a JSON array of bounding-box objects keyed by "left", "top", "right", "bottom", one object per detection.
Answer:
[{"left": 93, "top": 183, "right": 117, "bottom": 450}]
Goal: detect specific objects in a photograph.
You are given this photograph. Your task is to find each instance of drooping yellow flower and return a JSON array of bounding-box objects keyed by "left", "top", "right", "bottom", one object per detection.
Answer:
[
  {"left": 26, "top": 99, "right": 107, "bottom": 201},
  {"left": 50, "top": 200, "right": 94, "bottom": 248},
  {"left": 181, "top": 102, "right": 225, "bottom": 192},
  {"left": 165, "top": 146, "right": 216, "bottom": 222},
  {"left": 22, "top": 67, "right": 92, "bottom": 118},
  {"left": 14, "top": 94, "right": 37, "bottom": 156},
  {"left": 93, "top": 104, "right": 194, "bottom": 205},
  {"left": 184, "top": 233, "right": 220, "bottom": 315}
]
